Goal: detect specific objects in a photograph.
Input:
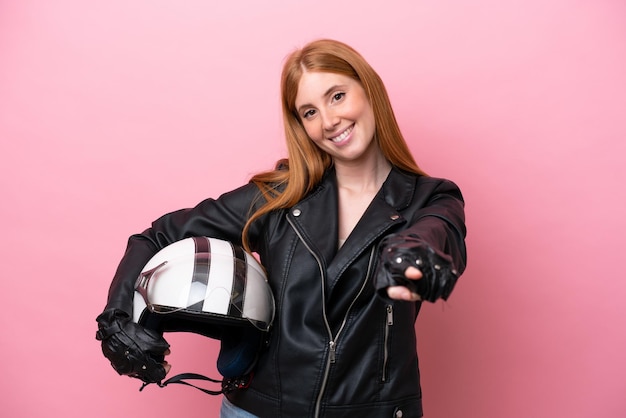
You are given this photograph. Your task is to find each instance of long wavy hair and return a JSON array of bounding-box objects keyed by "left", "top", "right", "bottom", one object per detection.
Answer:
[{"left": 242, "top": 39, "right": 427, "bottom": 251}]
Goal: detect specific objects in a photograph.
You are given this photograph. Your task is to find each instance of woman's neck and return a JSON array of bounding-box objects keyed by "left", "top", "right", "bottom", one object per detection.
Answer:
[{"left": 334, "top": 153, "right": 392, "bottom": 194}]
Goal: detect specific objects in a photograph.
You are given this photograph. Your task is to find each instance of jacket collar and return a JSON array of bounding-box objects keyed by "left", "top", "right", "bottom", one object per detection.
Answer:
[{"left": 380, "top": 166, "right": 418, "bottom": 210}]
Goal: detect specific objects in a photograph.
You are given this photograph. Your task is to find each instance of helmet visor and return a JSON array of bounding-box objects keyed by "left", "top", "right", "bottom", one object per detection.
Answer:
[{"left": 135, "top": 252, "right": 274, "bottom": 331}]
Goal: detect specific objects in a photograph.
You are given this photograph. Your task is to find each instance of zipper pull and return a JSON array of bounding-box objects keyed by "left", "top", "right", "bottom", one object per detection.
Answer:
[
  {"left": 329, "top": 341, "right": 336, "bottom": 363},
  {"left": 386, "top": 305, "right": 394, "bottom": 326}
]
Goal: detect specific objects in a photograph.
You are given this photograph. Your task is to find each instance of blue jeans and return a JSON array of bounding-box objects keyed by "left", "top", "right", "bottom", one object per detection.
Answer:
[{"left": 220, "top": 396, "right": 259, "bottom": 418}]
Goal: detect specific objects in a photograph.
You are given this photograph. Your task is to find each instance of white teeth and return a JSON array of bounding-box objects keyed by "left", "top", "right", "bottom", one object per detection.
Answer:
[{"left": 330, "top": 126, "right": 353, "bottom": 143}]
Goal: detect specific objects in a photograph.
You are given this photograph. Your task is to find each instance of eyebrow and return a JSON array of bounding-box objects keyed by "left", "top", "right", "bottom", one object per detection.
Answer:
[{"left": 296, "top": 84, "right": 347, "bottom": 114}]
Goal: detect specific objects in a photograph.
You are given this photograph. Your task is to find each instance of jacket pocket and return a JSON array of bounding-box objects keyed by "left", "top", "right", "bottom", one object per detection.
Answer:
[{"left": 381, "top": 304, "right": 394, "bottom": 382}]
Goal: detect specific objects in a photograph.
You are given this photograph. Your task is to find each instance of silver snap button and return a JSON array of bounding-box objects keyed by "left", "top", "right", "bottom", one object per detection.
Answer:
[
  {"left": 395, "top": 409, "right": 403, "bottom": 418},
  {"left": 390, "top": 215, "right": 399, "bottom": 220},
  {"left": 292, "top": 208, "right": 301, "bottom": 217}
]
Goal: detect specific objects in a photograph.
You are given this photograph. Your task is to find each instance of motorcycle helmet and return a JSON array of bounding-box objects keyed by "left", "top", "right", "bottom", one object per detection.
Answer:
[{"left": 132, "top": 236, "right": 274, "bottom": 378}]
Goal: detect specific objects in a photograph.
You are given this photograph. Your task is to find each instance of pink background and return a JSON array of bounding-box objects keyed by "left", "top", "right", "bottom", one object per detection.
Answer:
[{"left": 1, "top": 0, "right": 625, "bottom": 417}]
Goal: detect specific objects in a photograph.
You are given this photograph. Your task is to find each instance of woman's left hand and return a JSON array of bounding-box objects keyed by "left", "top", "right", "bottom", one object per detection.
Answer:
[{"left": 386, "top": 266, "right": 423, "bottom": 301}]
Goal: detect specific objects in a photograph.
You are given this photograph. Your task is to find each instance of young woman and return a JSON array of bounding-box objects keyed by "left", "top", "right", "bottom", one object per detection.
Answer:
[{"left": 96, "top": 39, "right": 467, "bottom": 418}]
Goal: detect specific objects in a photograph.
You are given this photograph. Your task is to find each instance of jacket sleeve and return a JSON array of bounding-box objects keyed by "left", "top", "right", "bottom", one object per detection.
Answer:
[
  {"left": 376, "top": 177, "right": 467, "bottom": 299},
  {"left": 406, "top": 177, "right": 467, "bottom": 274},
  {"left": 102, "top": 182, "right": 265, "bottom": 315}
]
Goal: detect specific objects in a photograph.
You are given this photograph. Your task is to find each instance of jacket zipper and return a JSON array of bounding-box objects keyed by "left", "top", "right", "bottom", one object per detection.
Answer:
[
  {"left": 313, "top": 246, "right": 375, "bottom": 418},
  {"left": 287, "top": 215, "right": 375, "bottom": 418},
  {"left": 382, "top": 304, "right": 394, "bottom": 382}
]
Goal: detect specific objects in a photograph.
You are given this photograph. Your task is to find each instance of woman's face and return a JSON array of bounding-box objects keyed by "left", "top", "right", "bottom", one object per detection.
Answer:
[{"left": 294, "top": 71, "right": 377, "bottom": 164}]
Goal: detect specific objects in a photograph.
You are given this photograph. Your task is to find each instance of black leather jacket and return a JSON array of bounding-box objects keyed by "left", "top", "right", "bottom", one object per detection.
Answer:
[{"left": 102, "top": 166, "right": 466, "bottom": 418}]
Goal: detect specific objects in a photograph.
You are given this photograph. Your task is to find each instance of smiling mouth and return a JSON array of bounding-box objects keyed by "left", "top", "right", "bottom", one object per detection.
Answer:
[{"left": 329, "top": 125, "right": 354, "bottom": 143}]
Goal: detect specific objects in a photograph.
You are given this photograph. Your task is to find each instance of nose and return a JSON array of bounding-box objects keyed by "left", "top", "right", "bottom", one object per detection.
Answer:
[{"left": 321, "top": 109, "right": 340, "bottom": 132}]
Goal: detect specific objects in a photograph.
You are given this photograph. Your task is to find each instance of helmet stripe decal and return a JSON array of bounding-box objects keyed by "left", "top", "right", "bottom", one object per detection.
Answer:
[
  {"left": 228, "top": 243, "right": 247, "bottom": 317},
  {"left": 188, "top": 236, "right": 211, "bottom": 311}
]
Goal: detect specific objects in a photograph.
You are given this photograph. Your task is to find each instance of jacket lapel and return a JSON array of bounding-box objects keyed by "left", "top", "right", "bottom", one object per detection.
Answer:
[
  {"left": 327, "top": 168, "right": 416, "bottom": 290},
  {"left": 287, "top": 170, "right": 340, "bottom": 268},
  {"left": 287, "top": 167, "right": 418, "bottom": 294}
]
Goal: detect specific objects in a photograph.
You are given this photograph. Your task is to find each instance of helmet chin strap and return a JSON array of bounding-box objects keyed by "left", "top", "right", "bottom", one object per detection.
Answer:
[{"left": 139, "top": 372, "right": 253, "bottom": 396}]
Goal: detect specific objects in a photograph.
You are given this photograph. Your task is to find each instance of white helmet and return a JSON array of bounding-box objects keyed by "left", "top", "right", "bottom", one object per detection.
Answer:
[{"left": 133, "top": 236, "right": 275, "bottom": 378}]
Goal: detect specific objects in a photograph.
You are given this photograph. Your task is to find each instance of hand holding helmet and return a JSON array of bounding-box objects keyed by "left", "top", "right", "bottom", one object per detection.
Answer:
[
  {"left": 96, "top": 308, "right": 171, "bottom": 384},
  {"left": 96, "top": 237, "right": 275, "bottom": 395},
  {"left": 377, "top": 233, "right": 459, "bottom": 302}
]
